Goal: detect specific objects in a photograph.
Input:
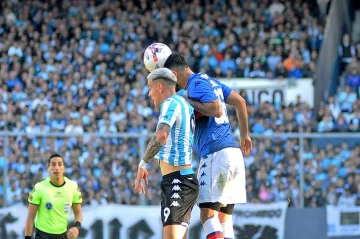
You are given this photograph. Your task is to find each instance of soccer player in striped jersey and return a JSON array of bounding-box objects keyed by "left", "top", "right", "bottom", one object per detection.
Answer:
[
  {"left": 164, "top": 53, "right": 252, "bottom": 239},
  {"left": 134, "top": 68, "right": 199, "bottom": 239}
]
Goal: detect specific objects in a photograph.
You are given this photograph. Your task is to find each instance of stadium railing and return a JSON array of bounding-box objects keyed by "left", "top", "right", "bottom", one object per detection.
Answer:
[{"left": 1, "top": 131, "right": 359, "bottom": 208}]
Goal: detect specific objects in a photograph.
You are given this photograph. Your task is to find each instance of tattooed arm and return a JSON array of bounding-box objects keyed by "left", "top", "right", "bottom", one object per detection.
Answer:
[
  {"left": 142, "top": 123, "right": 171, "bottom": 163},
  {"left": 185, "top": 97, "right": 223, "bottom": 118}
]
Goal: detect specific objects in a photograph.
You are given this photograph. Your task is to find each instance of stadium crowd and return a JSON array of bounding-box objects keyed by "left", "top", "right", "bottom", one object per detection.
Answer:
[{"left": 0, "top": 0, "right": 359, "bottom": 208}]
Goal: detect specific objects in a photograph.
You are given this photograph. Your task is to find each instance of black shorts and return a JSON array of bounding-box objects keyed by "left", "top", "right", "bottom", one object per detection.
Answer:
[
  {"left": 35, "top": 228, "right": 67, "bottom": 239},
  {"left": 161, "top": 169, "right": 199, "bottom": 227}
]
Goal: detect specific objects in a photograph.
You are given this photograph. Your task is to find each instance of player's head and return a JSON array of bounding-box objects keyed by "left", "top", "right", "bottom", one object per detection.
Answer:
[
  {"left": 47, "top": 153, "right": 65, "bottom": 179},
  {"left": 164, "top": 52, "right": 192, "bottom": 89},
  {"left": 147, "top": 68, "right": 177, "bottom": 108}
]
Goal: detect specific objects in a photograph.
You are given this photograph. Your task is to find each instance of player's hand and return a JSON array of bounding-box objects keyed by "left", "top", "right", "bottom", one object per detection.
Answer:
[
  {"left": 240, "top": 135, "right": 252, "bottom": 156},
  {"left": 134, "top": 167, "right": 149, "bottom": 194},
  {"left": 67, "top": 227, "right": 79, "bottom": 239}
]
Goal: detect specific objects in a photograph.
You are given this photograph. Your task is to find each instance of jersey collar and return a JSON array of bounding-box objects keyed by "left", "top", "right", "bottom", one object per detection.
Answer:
[{"left": 48, "top": 177, "right": 66, "bottom": 187}]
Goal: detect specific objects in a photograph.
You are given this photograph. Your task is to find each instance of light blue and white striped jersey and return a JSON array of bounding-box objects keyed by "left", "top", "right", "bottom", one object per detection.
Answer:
[{"left": 155, "top": 94, "right": 195, "bottom": 166}]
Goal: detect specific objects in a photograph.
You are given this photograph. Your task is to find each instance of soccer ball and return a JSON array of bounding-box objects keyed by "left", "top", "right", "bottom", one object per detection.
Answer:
[{"left": 143, "top": 43, "right": 172, "bottom": 72}]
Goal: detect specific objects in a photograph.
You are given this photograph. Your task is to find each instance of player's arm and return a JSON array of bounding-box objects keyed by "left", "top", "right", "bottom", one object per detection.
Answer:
[
  {"left": 141, "top": 99, "right": 177, "bottom": 165},
  {"left": 225, "top": 90, "right": 249, "bottom": 138},
  {"left": 26, "top": 185, "right": 41, "bottom": 238},
  {"left": 186, "top": 97, "right": 222, "bottom": 118},
  {"left": 25, "top": 203, "right": 39, "bottom": 238},
  {"left": 68, "top": 183, "right": 83, "bottom": 239},
  {"left": 186, "top": 79, "right": 223, "bottom": 118},
  {"left": 72, "top": 203, "right": 83, "bottom": 230},
  {"left": 225, "top": 88, "right": 252, "bottom": 155},
  {"left": 142, "top": 123, "right": 170, "bottom": 163}
]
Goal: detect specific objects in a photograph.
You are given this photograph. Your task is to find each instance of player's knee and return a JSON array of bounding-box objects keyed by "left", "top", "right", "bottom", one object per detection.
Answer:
[
  {"left": 220, "top": 204, "right": 234, "bottom": 215},
  {"left": 199, "top": 202, "right": 221, "bottom": 224},
  {"left": 163, "top": 224, "right": 187, "bottom": 239},
  {"left": 218, "top": 204, "right": 234, "bottom": 223}
]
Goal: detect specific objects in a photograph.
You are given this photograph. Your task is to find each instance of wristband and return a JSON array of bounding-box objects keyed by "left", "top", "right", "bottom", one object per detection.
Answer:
[
  {"left": 139, "top": 160, "right": 147, "bottom": 168},
  {"left": 74, "top": 221, "right": 81, "bottom": 232},
  {"left": 25, "top": 236, "right": 32, "bottom": 239}
]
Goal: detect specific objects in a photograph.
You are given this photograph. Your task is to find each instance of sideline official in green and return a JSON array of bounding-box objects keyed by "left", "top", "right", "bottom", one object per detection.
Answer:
[{"left": 25, "top": 154, "right": 83, "bottom": 239}]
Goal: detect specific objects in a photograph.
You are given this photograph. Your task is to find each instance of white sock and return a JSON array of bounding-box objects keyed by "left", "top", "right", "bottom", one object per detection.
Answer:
[
  {"left": 221, "top": 217, "right": 234, "bottom": 239},
  {"left": 203, "top": 217, "right": 224, "bottom": 238}
]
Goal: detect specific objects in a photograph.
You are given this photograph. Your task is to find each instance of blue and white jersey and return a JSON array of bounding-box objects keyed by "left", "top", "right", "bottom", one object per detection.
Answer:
[
  {"left": 185, "top": 72, "right": 239, "bottom": 159},
  {"left": 155, "top": 94, "right": 195, "bottom": 166}
]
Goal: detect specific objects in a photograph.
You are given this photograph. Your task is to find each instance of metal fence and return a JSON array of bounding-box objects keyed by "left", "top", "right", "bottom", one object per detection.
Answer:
[{"left": 1, "top": 131, "right": 359, "bottom": 208}]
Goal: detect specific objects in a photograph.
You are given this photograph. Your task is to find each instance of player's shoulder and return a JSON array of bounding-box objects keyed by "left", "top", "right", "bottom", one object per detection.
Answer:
[
  {"left": 35, "top": 178, "right": 47, "bottom": 187},
  {"left": 188, "top": 73, "right": 220, "bottom": 88},
  {"left": 64, "top": 176, "right": 78, "bottom": 186},
  {"left": 161, "top": 95, "right": 180, "bottom": 108},
  {"left": 32, "top": 178, "right": 47, "bottom": 191}
]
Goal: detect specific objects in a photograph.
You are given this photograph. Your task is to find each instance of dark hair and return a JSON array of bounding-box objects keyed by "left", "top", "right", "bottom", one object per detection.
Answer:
[
  {"left": 164, "top": 52, "right": 189, "bottom": 69},
  {"left": 47, "top": 153, "right": 64, "bottom": 165}
]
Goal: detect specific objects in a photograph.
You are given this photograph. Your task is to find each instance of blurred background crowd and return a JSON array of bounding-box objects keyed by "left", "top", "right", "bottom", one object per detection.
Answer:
[{"left": 0, "top": 0, "right": 359, "bottom": 208}]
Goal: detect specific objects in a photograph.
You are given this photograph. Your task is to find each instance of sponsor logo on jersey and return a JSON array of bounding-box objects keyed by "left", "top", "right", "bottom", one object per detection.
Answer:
[{"left": 45, "top": 202, "right": 53, "bottom": 210}]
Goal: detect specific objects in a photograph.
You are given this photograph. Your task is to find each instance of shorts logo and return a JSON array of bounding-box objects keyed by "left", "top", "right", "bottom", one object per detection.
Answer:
[
  {"left": 172, "top": 185, "right": 181, "bottom": 191},
  {"left": 46, "top": 202, "right": 53, "bottom": 210},
  {"left": 171, "top": 193, "right": 181, "bottom": 199},
  {"left": 200, "top": 172, "right": 207, "bottom": 177},
  {"left": 200, "top": 181, "right": 207, "bottom": 186},
  {"left": 172, "top": 179, "right": 181, "bottom": 184},
  {"left": 200, "top": 163, "right": 208, "bottom": 169},
  {"left": 170, "top": 201, "right": 180, "bottom": 207}
]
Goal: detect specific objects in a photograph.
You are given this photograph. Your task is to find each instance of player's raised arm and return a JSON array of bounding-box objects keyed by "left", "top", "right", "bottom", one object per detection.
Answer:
[
  {"left": 185, "top": 96, "right": 223, "bottom": 118},
  {"left": 186, "top": 78, "right": 223, "bottom": 118}
]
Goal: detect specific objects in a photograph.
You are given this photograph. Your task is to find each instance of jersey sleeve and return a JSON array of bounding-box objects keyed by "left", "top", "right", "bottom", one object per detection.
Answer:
[
  {"left": 158, "top": 99, "right": 178, "bottom": 128},
  {"left": 73, "top": 182, "right": 83, "bottom": 204},
  {"left": 28, "top": 183, "right": 41, "bottom": 205},
  {"left": 220, "top": 82, "right": 232, "bottom": 102},
  {"left": 187, "top": 79, "right": 218, "bottom": 103}
]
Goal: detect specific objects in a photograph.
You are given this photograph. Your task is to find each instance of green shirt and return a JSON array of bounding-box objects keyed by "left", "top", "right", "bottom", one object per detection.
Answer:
[{"left": 28, "top": 177, "right": 82, "bottom": 234}]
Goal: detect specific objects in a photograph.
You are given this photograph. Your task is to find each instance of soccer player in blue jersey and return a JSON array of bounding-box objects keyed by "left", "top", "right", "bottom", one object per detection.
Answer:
[
  {"left": 134, "top": 68, "right": 199, "bottom": 239},
  {"left": 164, "top": 53, "right": 252, "bottom": 239}
]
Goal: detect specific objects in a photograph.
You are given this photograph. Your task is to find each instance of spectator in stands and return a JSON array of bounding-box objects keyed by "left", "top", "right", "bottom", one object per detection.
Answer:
[
  {"left": 337, "top": 86, "right": 357, "bottom": 112},
  {"left": 345, "top": 64, "right": 360, "bottom": 91},
  {"left": 0, "top": 0, "right": 359, "bottom": 210},
  {"left": 338, "top": 33, "right": 357, "bottom": 72}
]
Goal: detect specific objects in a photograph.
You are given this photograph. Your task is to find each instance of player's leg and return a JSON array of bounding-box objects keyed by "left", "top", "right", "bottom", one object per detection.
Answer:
[
  {"left": 197, "top": 154, "right": 225, "bottom": 238},
  {"left": 163, "top": 224, "right": 188, "bottom": 239},
  {"left": 199, "top": 202, "right": 224, "bottom": 238},
  {"left": 219, "top": 204, "right": 235, "bottom": 239}
]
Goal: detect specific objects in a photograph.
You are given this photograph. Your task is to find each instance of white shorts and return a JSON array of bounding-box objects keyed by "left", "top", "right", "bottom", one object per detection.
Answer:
[{"left": 197, "top": 147, "right": 246, "bottom": 205}]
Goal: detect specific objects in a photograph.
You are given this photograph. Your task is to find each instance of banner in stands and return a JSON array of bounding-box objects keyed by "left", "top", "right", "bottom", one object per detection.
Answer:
[
  {"left": 326, "top": 205, "right": 360, "bottom": 237},
  {"left": 0, "top": 202, "right": 288, "bottom": 239},
  {"left": 219, "top": 78, "right": 314, "bottom": 107}
]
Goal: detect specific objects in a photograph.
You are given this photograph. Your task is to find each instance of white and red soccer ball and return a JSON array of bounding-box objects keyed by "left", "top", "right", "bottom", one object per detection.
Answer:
[{"left": 143, "top": 43, "right": 172, "bottom": 72}]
